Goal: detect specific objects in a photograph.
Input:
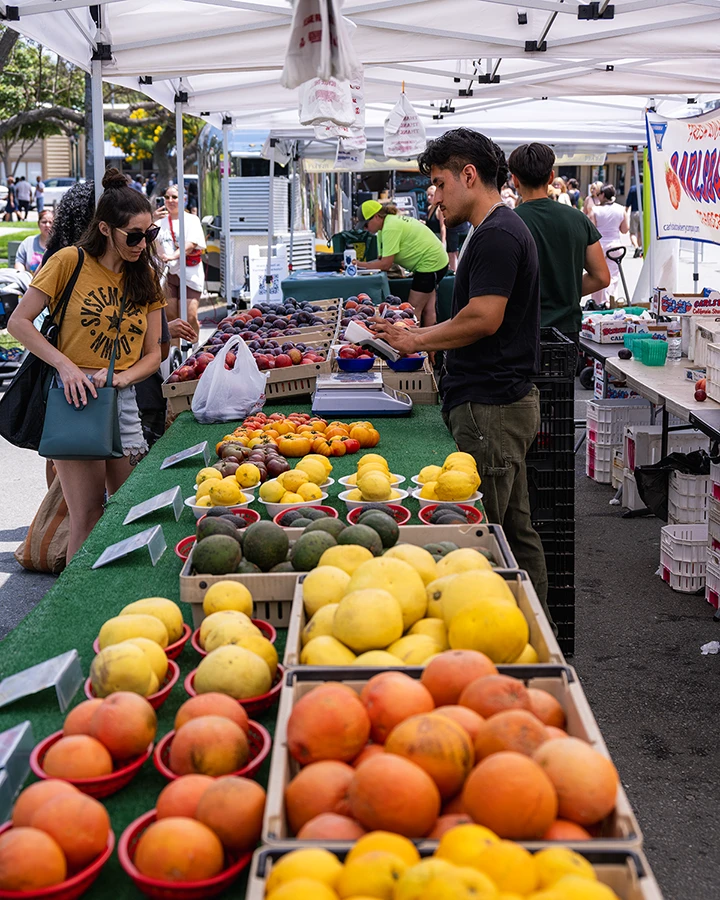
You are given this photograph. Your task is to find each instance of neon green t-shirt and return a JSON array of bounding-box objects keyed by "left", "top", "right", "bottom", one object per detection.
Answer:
[{"left": 379, "top": 215, "right": 449, "bottom": 273}]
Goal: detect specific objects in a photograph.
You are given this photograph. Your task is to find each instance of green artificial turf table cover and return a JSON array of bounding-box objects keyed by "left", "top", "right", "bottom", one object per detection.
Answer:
[{"left": 0, "top": 402, "right": 456, "bottom": 898}]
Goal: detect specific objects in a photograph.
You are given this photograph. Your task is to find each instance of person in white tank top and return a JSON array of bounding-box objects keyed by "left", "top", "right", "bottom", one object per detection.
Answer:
[{"left": 588, "top": 184, "right": 629, "bottom": 306}]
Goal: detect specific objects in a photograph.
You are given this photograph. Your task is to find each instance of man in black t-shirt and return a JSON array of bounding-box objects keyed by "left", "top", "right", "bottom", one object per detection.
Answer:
[{"left": 373, "top": 128, "right": 550, "bottom": 621}]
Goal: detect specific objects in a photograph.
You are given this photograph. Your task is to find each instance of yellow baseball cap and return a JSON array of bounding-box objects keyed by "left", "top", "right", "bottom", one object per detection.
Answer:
[{"left": 361, "top": 199, "right": 383, "bottom": 222}]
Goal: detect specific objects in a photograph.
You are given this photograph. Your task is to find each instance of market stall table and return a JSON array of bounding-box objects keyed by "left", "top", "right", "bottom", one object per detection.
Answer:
[
  {"left": 0, "top": 403, "right": 458, "bottom": 898},
  {"left": 281, "top": 271, "right": 389, "bottom": 304}
]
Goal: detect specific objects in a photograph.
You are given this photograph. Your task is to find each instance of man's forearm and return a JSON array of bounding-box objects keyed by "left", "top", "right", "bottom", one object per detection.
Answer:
[
  {"left": 411, "top": 308, "right": 492, "bottom": 352},
  {"left": 582, "top": 273, "right": 608, "bottom": 295}
]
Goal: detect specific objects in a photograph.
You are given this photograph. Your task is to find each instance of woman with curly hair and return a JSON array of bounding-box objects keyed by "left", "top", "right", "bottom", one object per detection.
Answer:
[
  {"left": 43, "top": 180, "right": 96, "bottom": 262},
  {"left": 8, "top": 168, "right": 166, "bottom": 559}
]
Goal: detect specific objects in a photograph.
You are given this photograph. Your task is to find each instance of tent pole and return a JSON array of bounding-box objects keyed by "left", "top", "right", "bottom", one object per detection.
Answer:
[
  {"left": 632, "top": 147, "right": 643, "bottom": 251},
  {"left": 90, "top": 58, "right": 105, "bottom": 203},
  {"left": 175, "top": 86, "right": 188, "bottom": 323},
  {"left": 693, "top": 242, "right": 700, "bottom": 292},
  {"left": 288, "top": 144, "right": 296, "bottom": 273},
  {"left": 266, "top": 139, "right": 276, "bottom": 292},
  {"left": 222, "top": 117, "right": 233, "bottom": 309}
]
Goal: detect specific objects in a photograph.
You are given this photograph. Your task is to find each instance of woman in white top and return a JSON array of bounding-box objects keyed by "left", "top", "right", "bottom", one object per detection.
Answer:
[
  {"left": 588, "top": 184, "right": 629, "bottom": 306},
  {"left": 155, "top": 186, "right": 205, "bottom": 339},
  {"left": 552, "top": 178, "right": 572, "bottom": 206}
]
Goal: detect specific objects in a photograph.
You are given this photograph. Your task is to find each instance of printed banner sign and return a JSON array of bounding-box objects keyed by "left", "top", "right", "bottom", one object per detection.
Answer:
[{"left": 647, "top": 110, "right": 720, "bottom": 245}]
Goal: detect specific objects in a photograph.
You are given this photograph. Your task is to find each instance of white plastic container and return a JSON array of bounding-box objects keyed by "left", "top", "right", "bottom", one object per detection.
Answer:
[
  {"left": 667, "top": 471, "right": 710, "bottom": 524},
  {"left": 586, "top": 438, "right": 614, "bottom": 484},
  {"left": 622, "top": 468, "right": 644, "bottom": 511},
  {"left": 706, "top": 342, "right": 720, "bottom": 403},
  {"left": 338, "top": 488, "right": 409, "bottom": 512},
  {"left": 183, "top": 495, "right": 253, "bottom": 519},
  {"left": 410, "top": 487, "right": 482, "bottom": 509},
  {"left": 586, "top": 399, "right": 652, "bottom": 446},
  {"left": 705, "top": 548, "right": 720, "bottom": 609},
  {"left": 623, "top": 425, "right": 709, "bottom": 471},
  {"left": 258, "top": 492, "right": 329, "bottom": 518},
  {"left": 659, "top": 523, "right": 707, "bottom": 592}
]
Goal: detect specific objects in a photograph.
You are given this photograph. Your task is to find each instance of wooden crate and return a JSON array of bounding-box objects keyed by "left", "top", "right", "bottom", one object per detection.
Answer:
[
  {"left": 262, "top": 665, "right": 642, "bottom": 847},
  {"left": 247, "top": 847, "right": 660, "bottom": 899},
  {"left": 329, "top": 351, "right": 438, "bottom": 404},
  {"left": 284, "top": 568, "right": 563, "bottom": 669}
]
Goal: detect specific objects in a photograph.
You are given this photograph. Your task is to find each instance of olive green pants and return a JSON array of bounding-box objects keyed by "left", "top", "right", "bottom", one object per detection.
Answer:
[{"left": 444, "top": 387, "right": 553, "bottom": 629}]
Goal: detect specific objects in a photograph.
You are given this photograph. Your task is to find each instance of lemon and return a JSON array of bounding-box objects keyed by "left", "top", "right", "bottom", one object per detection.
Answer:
[
  {"left": 444, "top": 451, "right": 478, "bottom": 469},
  {"left": 388, "top": 489, "right": 402, "bottom": 499},
  {"left": 448, "top": 597, "right": 529, "bottom": 663},
  {"left": 345, "top": 473, "right": 358, "bottom": 486},
  {"left": 305, "top": 454, "right": 333, "bottom": 475},
  {"left": 125, "top": 637, "right": 168, "bottom": 682},
  {"left": 387, "top": 634, "right": 441, "bottom": 664},
  {"left": 474, "top": 840, "right": 537, "bottom": 894},
  {"left": 195, "top": 480, "right": 215, "bottom": 500},
  {"left": 346, "top": 832, "right": 420, "bottom": 868},
  {"left": 336, "top": 851, "right": 408, "bottom": 899},
  {"left": 208, "top": 479, "right": 243, "bottom": 506},
  {"left": 302, "top": 565, "right": 352, "bottom": 616},
  {"left": 423, "top": 867, "right": 498, "bottom": 900},
  {"left": 280, "top": 469, "right": 310, "bottom": 492},
  {"left": 281, "top": 491, "right": 304, "bottom": 504},
  {"left": 300, "top": 635, "right": 356, "bottom": 665},
  {"left": 203, "top": 581, "right": 253, "bottom": 617},
  {"left": 357, "top": 470, "right": 392, "bottom": 501},
  {"left": 196, "top": 467, "right": 222, "bottom": 485},
  {"left": 513, "top": 643, "right": 539, "bottom": 664},
  {"left": 394, "top": 860, "right": 456, "bottom": 900},
  {"left": 383, "top": 543, "right": 438, "bottom": 586},
  {"left": 358, "top": 454, "right": 389, "bottom": 469},
  {"left": 534, "top": 849, "right": 597, "bottom": 889},
  {"left": 195, "top": 496, "right": 212, "bottom": 507},
  {"left": 552, "top": 876, "right": 619, "bottom": 899},
  {"left": 235, "top": 463, "right": 261, "bottom": 487},
  {"left": 297, "top": 458, "right": 328, "bottom": 485},
  {"left": 319, "top": 544, "right": 374, "bottom": 575},
  {"left": 419, "top": 481, "right": 438, "bottom": 500},
  {"left": 259, "top": 479, "right": 285, "bottom": 503},
  {"left": 409, "top": 617, "right": 448, "bottom": 649},
  {"left": 301, "top": 604, "right": 338, "bottom": 646},
  {"left": 298, "top": 482, "right": 323, "bottom": 501},
  {"left": 333, "top": 588, "right": 404, "bottom": 653},
  {"left": 347, "top": 557, "right": 427, "bottom": 629},
  {"left": 346, "top": 489, "right": 363, "bottom": 501},
  {"left": 436, "top": 548, "right": 493, "bottom": 578},
  {"left": 418, "top": 465, "right": 442, "bottom": 484},
  {"left": 267, "top": 881, "right": 339, "bottom": 900},
  {"left": 435, "top": 470, "right": 475, "bottom": 501},
  {"left": 436, "top": 823, "right": 500, "bottom": 868}
]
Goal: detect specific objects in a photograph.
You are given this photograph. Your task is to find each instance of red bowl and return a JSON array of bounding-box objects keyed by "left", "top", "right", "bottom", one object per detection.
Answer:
[
  {"left": 418, "top": 503, "right": 484, "bottom": 525},
  {"left": 92, "top": 624, "right": 191, "bottom": 660},
  {"left": 84, "top": 659, "right": 180, "bottom": 711},
  {"left": 152, "top": 720, "right": 271, "bottom": 782},
  {"left": 197, "top": 508, "right": 261, "bottom": 528},
  {"left": 174, "top": 536, "right": 196, "bottom": 561},
  {"left": 190, "top": 619, "right": 277, "bottom": 657},
  {"left": 118, "top": 810, "right": 252, "bottom": 900},
  {"left": 184, "top": 665, "right": 284, "bottom": 716},
  {"left": 272, "top": 505, "right": 338, "bottom": 527},
  {"left": 347, "top": 503, "right": 412, "bottom": 526},
  {"left": 30, "top": 731, "right": 152, "bottom": 799},
  {"left": 0, "top": 822, "right": 114, "bottom": 900}
]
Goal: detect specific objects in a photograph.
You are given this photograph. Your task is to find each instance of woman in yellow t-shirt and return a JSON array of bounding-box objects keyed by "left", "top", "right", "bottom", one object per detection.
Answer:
[{"left": 8, "top": 168, "right": 166, "bottom": 559}]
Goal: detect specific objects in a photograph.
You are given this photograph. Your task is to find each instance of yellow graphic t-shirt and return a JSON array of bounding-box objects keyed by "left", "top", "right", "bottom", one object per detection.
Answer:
[{"left": 31, "top": 247, "right": 166, "bottom": 371}]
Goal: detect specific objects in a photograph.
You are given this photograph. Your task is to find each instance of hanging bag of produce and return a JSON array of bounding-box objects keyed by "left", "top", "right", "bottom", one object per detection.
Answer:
[
  {"left": 281, "top": 0, "right": 361, "bottom": 89},
  {"left": 383, "top": 92, "right": 427, "bottom": 159},
  {"left": 299, "top": 77, "right": 355, "bottom": 126},
  {"left": 191, "top": 335, "right": 267, "bottom": 424}
]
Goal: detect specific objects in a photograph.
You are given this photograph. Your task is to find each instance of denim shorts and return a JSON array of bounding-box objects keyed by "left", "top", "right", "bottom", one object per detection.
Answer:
[{"left": 53, "top": 376, "right": 148, "bottom": 458}]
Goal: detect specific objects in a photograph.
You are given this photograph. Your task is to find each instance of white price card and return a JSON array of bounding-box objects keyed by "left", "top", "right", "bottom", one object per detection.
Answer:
[
  {"left": 0, "top": 651, "right": 82, "bottom": 713},
  {"left": 0, "top": 722, "right": 33, "bottom": 800},
  {"left": 161, "top": 441, "right": 210, "bottom": 470},
  {"left": 123, "top": 486, "right": 183, "bottom": 525},
  {"left": 92, "top": 525, "right": 167, "bottom": 569}
]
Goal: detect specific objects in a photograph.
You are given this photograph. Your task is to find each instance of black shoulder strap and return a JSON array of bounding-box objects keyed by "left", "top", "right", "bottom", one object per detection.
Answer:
[{"left": 51, "top": 247, "right": 85, "bottom": 331}]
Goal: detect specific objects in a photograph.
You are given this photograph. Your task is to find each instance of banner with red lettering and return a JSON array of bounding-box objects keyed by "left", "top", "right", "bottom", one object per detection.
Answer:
[{"left": 647, "top": 109, "right": 720, "bottom": 246}]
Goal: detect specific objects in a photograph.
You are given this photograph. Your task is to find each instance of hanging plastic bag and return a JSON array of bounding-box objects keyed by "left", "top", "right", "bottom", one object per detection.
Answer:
[
  {"left": 383, "top": 92, "right": 426, "bottom": 159},
  {"left": 191, "top": 336, "right": 267, "bottom": 424},
  {"left": 299, "top": 78, "right": 355, "bottom": 126},
  {"left": 281, "top": 0, "right": 361, "bottom": 89}
]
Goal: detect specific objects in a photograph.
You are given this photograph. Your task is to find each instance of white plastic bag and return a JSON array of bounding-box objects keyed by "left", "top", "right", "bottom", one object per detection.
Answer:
[
  {"left": 299, "top": 78, "right": 355, "bottom": 126},
  {"left": 383, "top": 93, "right": 426, "bottom": 159},
  {"left": 281, "top": 0, "right": 362, "bottom": 89},
  {"left": 191, "top": 336, "right": 267, "bottom": 424}
]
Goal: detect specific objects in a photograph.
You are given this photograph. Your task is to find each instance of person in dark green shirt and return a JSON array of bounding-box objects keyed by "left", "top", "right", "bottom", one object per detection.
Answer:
[{"left": 508, "top": 143, "right": 610, "bottom": 341}]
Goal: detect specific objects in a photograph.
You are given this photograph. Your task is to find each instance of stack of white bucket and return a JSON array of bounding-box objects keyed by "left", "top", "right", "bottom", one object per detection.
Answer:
[
  {"left": 586, "top": 400, "right": 652, "bottom": 484},
  {"left": 660, "top": 523, "right": 708, "bottom": 593},
  {"left": 706, "top": 462, "right": 720, "bottom": 609}
]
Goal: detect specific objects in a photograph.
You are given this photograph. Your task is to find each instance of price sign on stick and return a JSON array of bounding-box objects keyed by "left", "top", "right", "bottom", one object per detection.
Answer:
[
  {"left": 0, "top": 650, "right": 82, "bottom": 713},
  {"left": 161, "top": 441, "right": 210, "bottom": 470},
  {"left": 0, "top": 722, "right": 34, "bottom": 805},
  {"left": 123, "top": 486, "right": 183, "bottom": 525},
  {"left": 92, "top": 525, "right": 167, "bottom": 569}
]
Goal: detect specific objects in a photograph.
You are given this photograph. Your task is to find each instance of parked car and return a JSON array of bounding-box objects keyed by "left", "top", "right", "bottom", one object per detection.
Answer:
[{"left": 43, "top": 177, "right": 84, "bottom": 207}]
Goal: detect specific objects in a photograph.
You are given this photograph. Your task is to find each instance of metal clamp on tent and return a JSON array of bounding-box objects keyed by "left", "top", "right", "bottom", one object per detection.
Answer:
[
  {"left": 578, "top": 2, "right": 615, "bottom": 20},
  {"left": 0, "top": 6, "right": 19, "bottom": 20}
]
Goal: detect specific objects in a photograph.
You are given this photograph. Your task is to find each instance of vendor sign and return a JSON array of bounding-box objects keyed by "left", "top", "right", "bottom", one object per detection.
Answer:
[{"left": 647, "top": 109, "right": 720, "bottom": 245}]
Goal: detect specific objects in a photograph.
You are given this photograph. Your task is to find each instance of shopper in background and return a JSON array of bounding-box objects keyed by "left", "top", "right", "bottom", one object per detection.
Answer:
[
  {"left": 3, "top": 177, "right": 18, "bottom": 222},
  {"left": 155, "top": 185, "right": 205, "bottom": 341},
  {"left": 145, "top": 172, "right": 157, "bottom": 200},
  {"left": 130, "top": 174, "right": 145, "bottom": 194},
  {"left": 500, "top": 185, "right": 517, "bottom": 209},
  {"left": 356, "top": 200, "right": 449, "bottom": 326},
  {"left": 583, "top": 181, "right": 604, "bottom": 217},
  {"left": 425, "top": 184, "right": 446, "bottom": 245},
  {"left": 371, "top": 127, "right": 551, "bottom": 625},
  {"left": 552, "top": 178, "right": 572, "bottom": 206},
  {"left": 567, "top": 178, "right": 581, "bottom": 208},
  {"left": 14, "top": 210, "right": 54, "bottom": 274},
  {"left": 35, "top": 176, "right": 45, "bottom": 214},
  {"left": 15, "top": 177, "right": 32, "bottom": 220},
  {"left": 43, "top": 181, "right": 96, "bottom": 263},
  {"left": 625, "top": 180, "right": 643, "bottom": 258},
  {"left": 587, "top": 183, "right": 629, "bottom": 306},
  {"left": 508, "top": 143, "right": 609, "bottom": 345}
]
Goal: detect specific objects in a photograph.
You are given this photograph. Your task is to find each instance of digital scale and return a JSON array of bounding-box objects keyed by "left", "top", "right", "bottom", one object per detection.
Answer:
[{"left": 312, "top": 373, "right": 413, "bottom": 416}]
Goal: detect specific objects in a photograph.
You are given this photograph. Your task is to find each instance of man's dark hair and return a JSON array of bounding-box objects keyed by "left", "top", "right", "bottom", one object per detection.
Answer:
[
  {"left": 417, "top": 128, "right": 509, "bottom": 191},
  {"left": 507, "top": 143, "right": 556, "bottom": 189},
  {"left": 568, "top": 178, "right": 579, "bottom": 190}
]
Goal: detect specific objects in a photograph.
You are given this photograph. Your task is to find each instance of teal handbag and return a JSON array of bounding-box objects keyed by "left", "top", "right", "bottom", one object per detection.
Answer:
[{"left": 38, "top": 289, "right": 127, "bottom": 461}]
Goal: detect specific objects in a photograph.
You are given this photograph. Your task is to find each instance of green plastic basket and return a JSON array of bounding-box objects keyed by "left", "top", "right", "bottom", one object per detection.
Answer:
[
  {"left": 640, "top": 339, "right": 668, "bottom": 366},
  {"left": 623, "top": 333, "right": 655, "bottom": 352}
]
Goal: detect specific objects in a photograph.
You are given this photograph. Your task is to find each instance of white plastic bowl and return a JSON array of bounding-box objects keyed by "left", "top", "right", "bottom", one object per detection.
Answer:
[
  {"left": 184, "top": 495, "right": 253, "bottom": 519},
  {"left": 194, "top": 483, "right": 256, "bottom": 496},
  {"left": 338, "top": 488, "right": 409, "bottom": 512},
  {"left": 259, "top": 491, "right": 329, "bottom": 518},
  {"left": 338, "top": 473, "right": 405, "bottom": 488},
  {"left": 320, "top": 477, "right": 335, "bottom": 490},
  {"left": 411, "top": 487, "right": 483, "bottom": 509}
]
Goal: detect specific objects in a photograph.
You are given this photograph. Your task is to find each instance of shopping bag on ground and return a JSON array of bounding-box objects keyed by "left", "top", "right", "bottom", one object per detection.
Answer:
[
  {"left": 383, "top": 92, "right": 426, "bottom": 159},
  {"left": 14, "top": 477, "right": 69, "bottom": 574},
  {"left": 191, "top": 336, "right": 267, "bottom": 424},
  {"left": 635, "top": 449, "right": 717, "bottom": 521}
]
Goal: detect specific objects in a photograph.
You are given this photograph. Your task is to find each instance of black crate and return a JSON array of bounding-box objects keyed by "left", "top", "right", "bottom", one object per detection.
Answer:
[
  {"left": 527, "top": 460, "right": 574, "bottom": 524},
  {"left": 528, "top": 377, "right": 575, "bottom": 462},
  {"left": 534, "top": 520, "right": 575, "bottom": 575},
  {"left": 547, "top": 585, "right": 575, "bottom": 656},
  {"left": 538, "top": 327, "right": 578, "bottom": 380}
]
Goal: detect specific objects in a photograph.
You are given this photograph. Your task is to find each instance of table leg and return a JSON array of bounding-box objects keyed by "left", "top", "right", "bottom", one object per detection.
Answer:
[{"left": 661, "top": 406, "right": 669, "bottom": 459}]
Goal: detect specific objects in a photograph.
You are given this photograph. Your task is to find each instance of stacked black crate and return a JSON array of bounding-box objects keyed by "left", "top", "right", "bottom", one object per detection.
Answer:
[{"left": 527, "top": 329, "right": 577, "bottom": 656}]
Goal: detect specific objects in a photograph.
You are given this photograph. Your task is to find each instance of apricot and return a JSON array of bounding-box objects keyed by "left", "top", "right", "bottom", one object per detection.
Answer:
[
  {"left": 63, "top": 699, "right": 103, "bottom": 736},
  {"left": 352, "top": 744, "right": 385, "bottom": 767},
  {"left": 474, "top": 709, "right": 548, "bottom": 760},
  {"left": 11, "top": 780, "right": 79, "bottom": 827},
  {"left": 134, "top": 817, "right": 224, "bottom": 882},
  {"left": 527, "top": 688, "right": 567, "bottom": 729},
  {"left": 297, "top": 814, "right": 366, "bottom": 841},
  {"left": 0, "top": 827, "right": 66, "bottom": 890},
  {"left": 421, "top": 650, "right": 498, "bottom": 706},
  {"left": 459, "top": 674, "right": 531, "bottom": 718},
  {"left": 174, "top": 693, "right": 249, "bottom": 733},
  {"left": 433, "top": 706, "right": 485, "bottom": 743},
  {"left": 30, "top": 792, "right": 110, "bottom": 870},
  {"left": 90, "top": 692, "right": 157, "bottom": 761},
  {"left": 156, "top": 775, "right": 214, "bottom": 819},
  {"left": 360, "top": 672, "right": 434, "bottom": 744},
  {"left": 196, "top": 776, "right": 266, "bottom": 851},
  {"left": 285, "top": 760, "right": 355, "bottom": 834},
  {"left": 169, "top": 715, "right": 249, "bottom": 776},
  {"left": 42, "top": 735, "right": 113, "bottom": 779},
  {"left": 287, "top": 685, "right": 370, "bottom": 765}
]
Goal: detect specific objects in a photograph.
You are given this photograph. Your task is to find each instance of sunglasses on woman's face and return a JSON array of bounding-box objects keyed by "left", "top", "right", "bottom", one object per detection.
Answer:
[
  {"left": 116, "top": 224, "right": 161, "bottom": 247},
  {"left": 165, "top": 195, "right": 179, "bottom": 202}
]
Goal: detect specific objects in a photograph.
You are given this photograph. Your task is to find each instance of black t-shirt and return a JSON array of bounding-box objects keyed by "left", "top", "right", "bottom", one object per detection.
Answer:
[
  {"left": 135, "top": 310, "right": 171, "bottom": 411},
  {"left": 442, "top": 205, "right": 540, "bottom": 411}
]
